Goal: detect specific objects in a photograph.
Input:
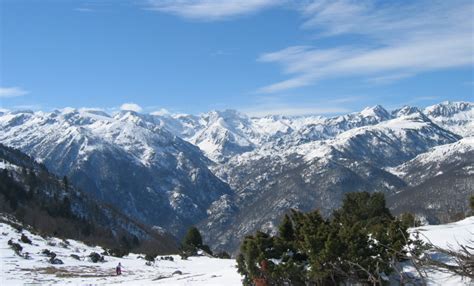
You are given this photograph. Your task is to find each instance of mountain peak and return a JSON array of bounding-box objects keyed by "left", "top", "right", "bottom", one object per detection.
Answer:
[
  {"left": 59, "top": 107, "right": 78, "bottom": 114},
  {"left": 115, "top": 109, "right": 139, "bottom": 117},
  {"left": 392, "top": 106, "right": 422, "bottom": 117},
  {"left": 425, "top": 101, "right": 473, "bottom": 117},
  {"left": 205, "top": 109, "right": 249, "bottom": 122},
  {"left": 360, "top": 105, "right": 391, "bottom": 119}
]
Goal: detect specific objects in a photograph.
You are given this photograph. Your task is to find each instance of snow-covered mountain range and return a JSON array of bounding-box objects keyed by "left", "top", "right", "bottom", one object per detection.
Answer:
[{"left": 0, "top": 101, "right": 472, "bottom": 251}]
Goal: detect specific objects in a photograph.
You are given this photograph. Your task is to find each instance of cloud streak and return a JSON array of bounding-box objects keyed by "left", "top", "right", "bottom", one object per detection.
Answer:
[
  {"left": 0, "top": 87, "right": 29, "bottom": 98},
  {"left": 257, "top": 0, "right": 474, "bottom": 93},
  {"left": 120, "top": 103, "right": 143, "bottom": 112},
  {"left": 146, "top": 0, "right": 282, "bottom": 20}
]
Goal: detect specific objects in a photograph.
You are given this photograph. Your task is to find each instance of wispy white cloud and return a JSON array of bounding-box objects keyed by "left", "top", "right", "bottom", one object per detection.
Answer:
[
  {"left": 74, "top": 7, "right": 94, "bottom": 13},
  {"left": 146, "top": 0, "right": 282, "bottom": 20},
  {"left": 120, "top": 102, "right": 143, "bottom": 112},
  {"left": 366, "top": 72, "right": 414, "bottom": 85},
  {"left": 328, "top": 95, "right": 368, "bottom": 104},
  {"left": 0, "top": 87, "right": 29, "bottom": 98},
  {"left": 257, "top": 0, "right": 474, "bottom": 93}
]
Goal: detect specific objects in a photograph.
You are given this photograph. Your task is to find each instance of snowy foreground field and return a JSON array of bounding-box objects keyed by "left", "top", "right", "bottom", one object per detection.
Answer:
[
  {"left": 1, "top": 216, "right": 473, "bottom": 285},
  {"left": 404, "top": 217, "right": 474, "bottom": 285},
  {"left": 0, "top": 218, "right": 242, "bottom": 285}
]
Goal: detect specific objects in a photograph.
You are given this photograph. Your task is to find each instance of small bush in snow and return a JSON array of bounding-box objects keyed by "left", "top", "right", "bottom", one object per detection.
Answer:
[
  {"left": 41, "top": 249, "right": 56, "bottom": 258},
  {"left": 8, "top": 239, "right": 23, "bottom": 254},
  {"left": 215, "top": 251, "right": 231, "bottom": 259},
  {"left": 160, "top": 256, "right": 174, "bottom": 261},
  {"left": 89, "top": 252, "right": 104, "bottom": 263},
  {"left": 70, "top": 254, "right": 81, "bottom": 260},
  {"left": 50, "top": 257, "right": 64, "bottom": 265},
  {"left": 108, "top": 248, "right": 129, "bottom": 258},
  {"left": 145, "top": 254, "right": 156, "bottom": 263},
  {"left": 20, "top": 233, "right": 32, "bottom": 244},
  {"left": 59, "top": 241, "right": 69, "bottom": 248}
]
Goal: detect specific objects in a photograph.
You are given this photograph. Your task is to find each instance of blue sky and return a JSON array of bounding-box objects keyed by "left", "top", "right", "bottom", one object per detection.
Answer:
[{"left": 0, "top": 0, "right": 472, "bottom": 116}]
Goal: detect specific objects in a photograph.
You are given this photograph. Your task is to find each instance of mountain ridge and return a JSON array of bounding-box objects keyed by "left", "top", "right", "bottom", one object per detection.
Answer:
[{"left": 0, "top": 101, "right": 472, "bottom": 252}]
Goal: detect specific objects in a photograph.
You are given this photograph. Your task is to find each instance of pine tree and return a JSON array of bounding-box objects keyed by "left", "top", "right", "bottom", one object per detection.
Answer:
[
  {"left": 333, "top": 192, "right": 392, "bottom": 226},
  {"left": 237, "top": 192, "right": 411, "bottom": 285},
  {"left": 400, "top": 212, "right": 417, "bottom": 227},
  {"left": 278, "top": 214, "right": 294, "bottom": 242},
  {"left": 181, "top": 226, "right": 208, "bottom": 255},
  {"left": 470, "top": 196, "right": 474, "bottom": 212},
  {"left": 183, "top": 226, "right": 203, "bottom": 249}
]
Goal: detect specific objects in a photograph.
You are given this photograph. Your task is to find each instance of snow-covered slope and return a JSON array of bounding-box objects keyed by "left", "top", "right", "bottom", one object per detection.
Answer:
[
  {"left": 390, "top": 137, "right": 474, "bottom": 185},
  {"left": 407, "top": 216, "right": 474, "bottom": 286},
  {"left": 188, "top": 110, "right": 260, "bottom": 163},
  {"left": 387, "top": 137, "right": 474, "bottom": 223},
  {"left": 413, "top": 216, "right": 474, "bottom": 250},
  {"left": 0, "top": 215, "right": 242, "bottom": 285},
  {"left": 1, "top": 215, "right": 472, "bottom": 285}
]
